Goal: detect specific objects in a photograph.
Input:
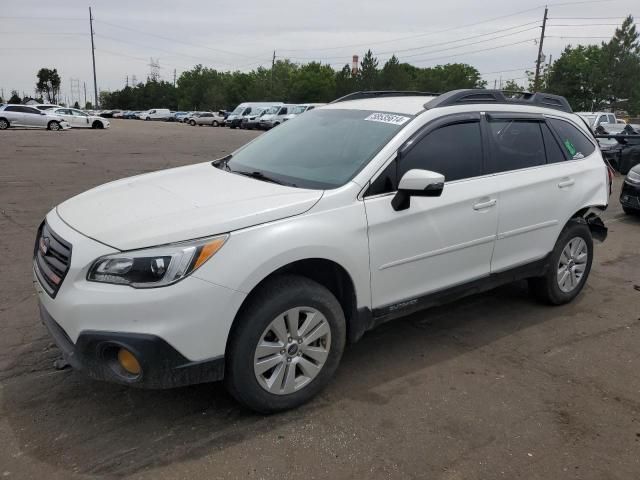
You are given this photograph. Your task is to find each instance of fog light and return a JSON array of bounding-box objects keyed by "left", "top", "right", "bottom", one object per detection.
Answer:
[{"left": 117, "top": 348, "right": 141, "bottom": 375}]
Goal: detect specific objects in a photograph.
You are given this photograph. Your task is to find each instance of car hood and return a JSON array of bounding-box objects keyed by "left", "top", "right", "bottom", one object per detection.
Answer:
[
  {"left": 56, "top": 162, "right": 323, "bottom": 250},
  {"left": 261, "top": 114, "right": 276, "bottom": 121}
]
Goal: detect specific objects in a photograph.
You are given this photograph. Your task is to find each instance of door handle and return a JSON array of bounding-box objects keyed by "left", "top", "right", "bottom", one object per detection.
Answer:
[
  {"left": 557, "top": 178, "right": 575, "bottom": 188},
  {"left": 473, "top": 199, "right": 497, "bottom": 210}
]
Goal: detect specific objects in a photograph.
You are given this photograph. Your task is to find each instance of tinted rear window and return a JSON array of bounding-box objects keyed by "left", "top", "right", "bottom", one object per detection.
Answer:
[{"left": 548, "top": 118, "right": 596, "bottom": 159}]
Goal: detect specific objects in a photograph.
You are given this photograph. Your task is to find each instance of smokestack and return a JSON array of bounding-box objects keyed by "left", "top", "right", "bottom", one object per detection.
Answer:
[{"left": 352, "top": 55, "right": 359, "bottom": 75}]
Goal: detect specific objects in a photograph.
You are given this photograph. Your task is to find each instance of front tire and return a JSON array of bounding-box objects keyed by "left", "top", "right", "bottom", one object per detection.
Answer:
[
  {"left": 529, "top": 220, "right": 593, "bottom": 305},
  {"left": 47, "top": 121, "right": 61, "bottom": 131},
  {"left": 189, "top": 120, "right": 196, "bottom": 126},
  {"left": 92, "top": 120, "right": 103, "bottom": 129},
  {"left": 225, "top": 275, "right": 346, "bottom": 413},
  {"left": 212, "top": 121, "right": 219, "bottom": 127}
]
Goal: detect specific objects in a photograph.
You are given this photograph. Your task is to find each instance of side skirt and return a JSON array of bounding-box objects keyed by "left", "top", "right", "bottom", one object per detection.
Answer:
[{"left": 351, "top": 253, "right": 552, "bottom": 342}]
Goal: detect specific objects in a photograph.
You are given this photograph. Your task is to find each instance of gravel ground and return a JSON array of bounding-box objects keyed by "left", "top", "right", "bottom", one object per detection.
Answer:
[{"left": 0, "top": 119, "right": 639, "bottom": 479}]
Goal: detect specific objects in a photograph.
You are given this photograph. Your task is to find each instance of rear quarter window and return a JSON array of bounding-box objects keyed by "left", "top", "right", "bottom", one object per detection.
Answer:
[{"left": 547, "top": 118, "right": 596, "bottom": 159}]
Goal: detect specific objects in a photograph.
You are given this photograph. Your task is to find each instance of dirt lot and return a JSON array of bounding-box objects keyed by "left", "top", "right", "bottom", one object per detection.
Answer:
[{"left": 1, "top": 119, "right": 639, "bottom": 479}]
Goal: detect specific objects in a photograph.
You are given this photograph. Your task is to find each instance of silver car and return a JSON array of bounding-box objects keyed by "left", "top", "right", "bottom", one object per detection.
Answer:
[{"left": 0, "top": 104, "right": 71, "bottom": 130}]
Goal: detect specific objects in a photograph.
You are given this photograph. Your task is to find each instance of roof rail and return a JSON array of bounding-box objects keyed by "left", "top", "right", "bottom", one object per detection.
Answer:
[
  {"left": 331, "top": 91, "right": 440, "bottom": 103},
  {"left": 424, "top": 89, "right": 573, "bottom": 113}
]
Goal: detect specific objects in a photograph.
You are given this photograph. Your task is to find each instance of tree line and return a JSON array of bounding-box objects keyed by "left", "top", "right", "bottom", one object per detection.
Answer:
[{"left": 98, "top": 52, "right": 485, "bottom": 111}]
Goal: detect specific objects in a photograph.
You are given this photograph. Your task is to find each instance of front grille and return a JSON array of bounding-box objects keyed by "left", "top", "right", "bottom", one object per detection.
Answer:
[{"left": 34, "top": 222, "right": 72, "bottom": 297}]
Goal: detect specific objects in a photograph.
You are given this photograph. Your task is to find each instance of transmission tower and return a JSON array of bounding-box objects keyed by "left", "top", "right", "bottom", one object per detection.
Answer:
[
  {"left": 148, "top": 58, "right": 160, "bottom": 82},
  {"left": 70, "top": 78, "right": 81, "bottom": 107}
]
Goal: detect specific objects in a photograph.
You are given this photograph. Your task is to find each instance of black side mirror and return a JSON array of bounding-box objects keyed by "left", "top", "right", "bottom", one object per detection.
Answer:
[{"left": 391, "top": 169, "right": 445, "bottom": 211}]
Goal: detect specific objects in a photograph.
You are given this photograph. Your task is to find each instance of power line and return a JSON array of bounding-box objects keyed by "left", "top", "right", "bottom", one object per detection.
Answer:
[
  {"left": 286, "top": 22, "right": 541, "bottom": 61},
  {"left": 95, "top": 19, "right": 264, "bottom": 60},
  {"left": 410, "top": 37, "right": 538, "bottom": 66},
  {"left": 278, "top": 5, "right": 545, "bottom": 53}
]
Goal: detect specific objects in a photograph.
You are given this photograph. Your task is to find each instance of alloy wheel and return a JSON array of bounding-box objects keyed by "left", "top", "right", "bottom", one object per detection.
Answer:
[
  {"left": 253, "top": 307, "right": 331, "bottom": 395},
  {"left": 556, "top": 236, "right": 588, "bottom": 293}
]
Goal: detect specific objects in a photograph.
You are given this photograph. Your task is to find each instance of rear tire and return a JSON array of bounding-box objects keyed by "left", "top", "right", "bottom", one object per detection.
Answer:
[
  {"left": 47, "top": 121, "right": 61, "bottom": 131},
  {"left": 529, "top": 220, "right": 593, "bottom": 305},
  {"left": 212, "top": 120, "right": 219, "bottom": 127},
  {"left": 0, "top": 118, "right": 8, "bottom": 130},
  {"left": 225, "top": 275, "right": 346, "bottom": 413}
]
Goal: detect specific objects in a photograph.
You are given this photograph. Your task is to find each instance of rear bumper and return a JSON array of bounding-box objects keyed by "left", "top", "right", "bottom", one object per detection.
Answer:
[{"left": 40, "top": 303, "right": 225, "bottom": 389}]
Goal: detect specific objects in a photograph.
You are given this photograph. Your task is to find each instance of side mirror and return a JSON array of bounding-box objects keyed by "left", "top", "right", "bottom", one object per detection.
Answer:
[{"left": 391, "top": 169, "right": 445, "bottom": 211}]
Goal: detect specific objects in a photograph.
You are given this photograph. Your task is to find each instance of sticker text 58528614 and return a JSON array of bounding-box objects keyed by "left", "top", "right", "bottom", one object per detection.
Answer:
[{"left": 364, "top": 113, "right": 411, "bottom": 126}]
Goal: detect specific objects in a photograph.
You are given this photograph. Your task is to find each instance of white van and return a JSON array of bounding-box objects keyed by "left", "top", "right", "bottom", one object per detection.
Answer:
[
  {"left": 140, "top": 109, "right": 171, "bottom": 121},
  {"left": 226, "top": 102, "right": 282, "bottom": 129},
  {"left": 283, "top": 103, "right": 326, "bottom": 123},
  {"left": 259, "top": 104, "right": 298, "bottom": 130}
]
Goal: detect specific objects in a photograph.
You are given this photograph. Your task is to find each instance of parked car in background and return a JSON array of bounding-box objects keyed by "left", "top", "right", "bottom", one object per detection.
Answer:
[
  {"left": 139, "top": 109, "right": 171, "bottom": 121},
  {"left": 283, "top": 103, "right": 326, "bottom": 122},
  {"left": 100, "top": 110, "right": 120, "bottom": 118},
  {"left": 0, "top": 104, "right": 71, "bottom": 130},
  {"left": 192, "top": 111, "right": 225, "bottom": 127},
  {"left": 241, "top": 108, "right": 269, "bottom": 130},
  {"left": 259, "top": 104, "right": 296, "bottom": 130},
  {"left": 226, "top": 102, "right": 282, "bottom": 129},
  {"left": 620, "top": 163, "right": 640, "bottom": 214},
  {"left": 578, "top": 112, "right": 620, "bottom": 130},
  {"left": 182, "top": 111, "right": 204, "bottom": 124},
  {"left": 112, "top": 111, "right": 124, "bottom": 119},
  {"left": 33, "top": 90, "right": 609, "bottom": 413},
  {"left": 169, "top": 111, "right": 188, "bottom": 122},
  {"left": 52, "top": 108, "right": 110, "bottom": 129}
]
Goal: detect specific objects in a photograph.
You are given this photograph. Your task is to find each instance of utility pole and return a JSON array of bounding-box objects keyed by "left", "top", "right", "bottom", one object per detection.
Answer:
[
  {"left": 270, "top": 50, "right": 276, "bottom": 95},
  {"left": 83, "top": 81, "right": 87, "bottom": 107},
  {"left": 126, "top": 75, "right": 129, "bottom": 87},
  {"left": 173, "top": 69, "right": 176, "bottom": 87},
  {"left": 534, "top": 6, "right": 548, "bottom": 91},
  {"left": 89, "top": 7, "right": 99, "bottom": 108}
]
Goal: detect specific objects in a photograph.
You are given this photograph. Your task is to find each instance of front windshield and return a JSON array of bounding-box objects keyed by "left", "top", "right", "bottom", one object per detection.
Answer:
[
  {"left": 231, "top": 105, "right": 244, "bottom": 114},
  {"left": 226, "top": 109, "right": 412, "bottom": 189},
  {"left": 291, "top": 106, "right": 307, "bottom": 114},
  {"left": 265, "top": 106, "right": 280, "bottom": 114}
]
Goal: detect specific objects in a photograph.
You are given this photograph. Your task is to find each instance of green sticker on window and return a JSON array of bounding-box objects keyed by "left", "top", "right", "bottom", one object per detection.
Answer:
[{"left": 564, "top": 139, "right": 577, "bottom": 157}]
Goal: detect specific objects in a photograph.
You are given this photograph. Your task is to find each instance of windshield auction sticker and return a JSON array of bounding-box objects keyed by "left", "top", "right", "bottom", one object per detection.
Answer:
[{"left": 364, "top": 113, "right": 411, "bottom": 125}]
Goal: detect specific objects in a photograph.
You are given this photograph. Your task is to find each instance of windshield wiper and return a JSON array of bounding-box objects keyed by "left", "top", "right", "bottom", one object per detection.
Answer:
[{"left": 232, "top": 169, "right": 289, "bottom": 186}]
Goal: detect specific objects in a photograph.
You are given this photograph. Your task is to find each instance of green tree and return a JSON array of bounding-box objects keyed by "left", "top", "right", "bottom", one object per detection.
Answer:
[
  {"left": 36, "top": 68, "right": 61, "bottom": 104},
  {"left": 416, "top": 63, "right": 485, "bottom": 92},
  {"left": 546, "top": 44, "right": 605, "bottom": 111},
  {"left": 85, "top": 101, "right": 93, "bottom": 109},
  {"left": 359, "top": 50, "right": 379, "bottom": 90},
  {"left": 289, "top": 62, "right": 336, "bottom": 102},
  {"left": 599, "top": 15, "right": 640, "bottom": 112},
  {"left": 8, "top": 90, "right": 21, "bottom": 104},
  {"left": 335, "top": 64, "right": 356, "bottom": 98},
  {"left": 503, "top": 79, "right": 525, "bottom": 92},
  {"left": 379, "top": 55, "right": 414, "bottom": 90}
]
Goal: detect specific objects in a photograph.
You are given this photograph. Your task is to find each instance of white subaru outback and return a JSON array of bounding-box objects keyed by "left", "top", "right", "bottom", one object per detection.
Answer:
[{"left": 34, "top": 90, "right": 609, "bottom": 412}]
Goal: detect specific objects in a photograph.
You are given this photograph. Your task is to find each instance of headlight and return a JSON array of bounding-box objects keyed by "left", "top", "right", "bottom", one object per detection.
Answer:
[
  {"left": 87, "top": 234, "right": 228, "bottom": 288},
  {"left": 626, "top": 166, "right": 640, "bottom": 185}
]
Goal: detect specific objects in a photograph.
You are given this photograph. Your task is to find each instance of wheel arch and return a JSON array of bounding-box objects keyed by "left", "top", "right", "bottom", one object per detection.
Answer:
[
  {"left": 226, "top": 257, "right": 362, "bottom": 354},
  {"left": 567, "top": 206, "right": 608, "bottom": 242}
]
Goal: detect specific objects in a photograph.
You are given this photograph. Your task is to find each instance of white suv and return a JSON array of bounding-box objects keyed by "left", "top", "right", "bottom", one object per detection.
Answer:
[{"left": 33, "top": 90, "right": 609, "bottom": 412}]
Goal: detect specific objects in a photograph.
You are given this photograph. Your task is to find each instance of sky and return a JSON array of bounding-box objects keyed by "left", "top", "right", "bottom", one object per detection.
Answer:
[{"left": 1, "top": 0, "right": 638, "bottom": 105}]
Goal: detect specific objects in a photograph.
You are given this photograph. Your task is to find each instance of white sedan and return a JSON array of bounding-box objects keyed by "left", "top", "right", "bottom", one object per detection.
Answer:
[{"left": 52, "top": 108, "right": 110, "bottom": 129}]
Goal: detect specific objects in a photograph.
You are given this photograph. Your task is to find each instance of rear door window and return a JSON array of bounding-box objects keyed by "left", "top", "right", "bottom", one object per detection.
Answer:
[
  {"left": 486, "top": 119, "right": 546, "bottom": 173},
  {"left": 547, "top": 118, "right": 596, "bottom": 159}
]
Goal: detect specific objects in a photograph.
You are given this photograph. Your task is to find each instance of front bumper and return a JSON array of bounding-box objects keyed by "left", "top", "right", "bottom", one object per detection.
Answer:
[
  {"left": 33, "top": 210, "right": 247, "bottom": 386},
  {"left": 39, "top": 303, "right": 225, "bottom": 388},
  {"left": 620, "top": 181, "right": 640, "bottom": 210}
]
